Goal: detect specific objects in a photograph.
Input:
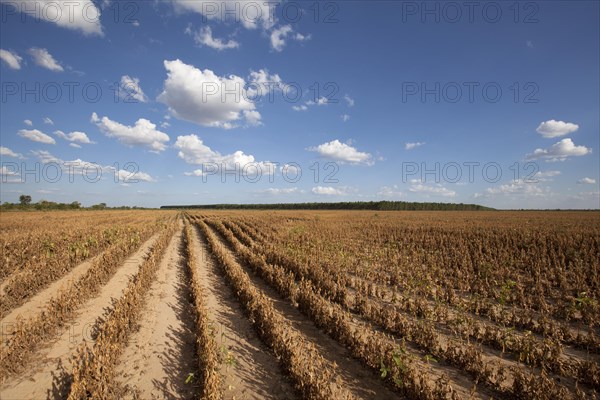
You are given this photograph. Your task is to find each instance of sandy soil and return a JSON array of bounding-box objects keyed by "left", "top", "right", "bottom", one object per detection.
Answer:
[
  {"left": 190, "top": 223, "right": 299, "bottom": 400},
  {"left": 114, "top": 226, "right": 199, "bottom": 399}
]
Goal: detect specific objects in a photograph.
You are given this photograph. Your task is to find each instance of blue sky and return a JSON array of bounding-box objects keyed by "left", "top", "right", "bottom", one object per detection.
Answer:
[{"left": 0, "top": 0, "right": 598, "bottom": 209}]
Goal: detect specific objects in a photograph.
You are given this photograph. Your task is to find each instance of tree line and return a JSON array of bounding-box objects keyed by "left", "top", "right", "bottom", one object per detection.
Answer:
[
  {"left": 161, "top": 201, "right": 495, "bottom": 211},
  {"left": 0, "top": 195, "right": 146, "bottom": 211}
]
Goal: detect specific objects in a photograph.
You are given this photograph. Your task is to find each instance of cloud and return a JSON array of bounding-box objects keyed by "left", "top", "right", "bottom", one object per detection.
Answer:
[
  {"left": 533, "top": 170, "right": 560, "bottom": 182},
  {"left": 158, "top": 59, "right": 258, "bottom": 129},
  {"left": 536, "top": 120, "right": 579, "bottom": 138},
  {"left": 18, "top": 129, "right": 56, "bottom": 144},
  {"left": 270, "top": 25, "right": 292, "bottom": 51},
  {"left": 405, "top": 142, "right": 425, "bottom": 150},
  {"left": 43, "top": 117, "right": 54, "bottom": 125},
  {"left": 242, "top": 110, "right": 262, "bottom": 126},
  {"left": 37, "top": 189, "right": 58, "bottom": 194},
  {"left": 344, "top": 95, "right": 355, "bottom": 107},
  {"left": 247, "top": 69, "right": 288, "bottom": 98},
  {"left": 526, "top": 138, "right": 591, "bottom": 162},
  {"left": 526, "top": 40, "right": 534, "bottom": 48},
  {"left": 270, "top": 25, "right": 310, "bottom": 51},
  {"left": 0, "top": 146, "right": 25, "bottom": 159},
  {"left": 306, "top": 97, "right": 328, "bottom": 106},
  {"left": 1, "top": 166, "right": 19, "bottom": 176},
  {"left": 308, "top": 139, "right": 373, "bottom": 165},
  {"left": 171, "top": 0, "right": 278, "bottom": 30},
  {"left": 409, "top": 183, "right": 456, "bottom": 197},
  {"left": 186, "top": 25, "right": 239, "bottom": 50},
  {"left": 0, "top": 49, "right": 23, "bottom": 69},
  {"left": 377, "top": 185, "right": 404, "bottom": 198},
  {"left": 567, "top": 191, "right": 600, "bottom": 203},
  {"left": 537, "top": 170, "right": 561, "bottom": 177},
  {"left": 54, "top": 130, "right": 94, "bottom": 144},
  {"left": 312, "top": 186, "right": 354, "bottom": 196},
  {"left": 0, "top": 162, "right": 25, "bottom": 183},
  {"left": 70, "top": 143, "right": 81, "bottom": 148},
  {"left": 31, "top": 150, "right": 154, "bottom": 182},
  {"left": 30, "top": 149, "right": 61, "bottom": 164},
  {"left": 28, "top": 48, "right": 64, "bottom": 72},
  {"left": 119, "top": 75, "right": 148, "bottom": 102},
  {"left": 341, "top": 114, "right": 351, "bottom": 122},
  {"left": 280, "top": 163, "right": 301, "bottom": 177},
  {"left": 577, "top": 177, "right": 597, "bottom": 185},
  {"left": 175, "top": 134, "right": 276, "bottom": 175},
  {"left": 260, "top": 188, "right": 301, "bottom": 195},
  {"left": 183, "top": 169, "right": 206, "bottom": 177},
  {"left": 292, "top": 105, "right": 308, "bottom": 111},
  {"left": 8, "top": 0, "right": 103, "bottom": 36},
  {"left": 294, "top": 32, "right": 311, "bottom": 42},
  {"left": 475, "top": 179, "right": 549, "bottom": 198},
  {"left": 116, "top": 170, "right": 154, "bottom": 183},
  {"left": 23, "top": 119, "right": 33, "bottom": 126},
  {"left": 91, "top": 112, "right": 170, "bottom": 152}
]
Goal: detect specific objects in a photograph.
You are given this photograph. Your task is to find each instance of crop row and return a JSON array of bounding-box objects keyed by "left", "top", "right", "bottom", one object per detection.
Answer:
[
  {"left": 182, "top": 218, "right": 223, "bottom": 399},
  {"left": 217, "top": 217, "right": 591, "bottom": 398},
  {"left": 236, "top": 217, "right": 600, "bottom": 353},
  {"left": 193, "top": 217, "right": 355, "bottom": 400},
  {"left": 240, "top": 213, "right": 600, "bottom": 325},
  {"left": 0, "top": 219, "right": 172, "bottom": 379},
  {"left": 68, "top": 220, "right": 177, "bottom": 398},
  {"left": 203, "top": 217, "right": 458, "bottom": 399}
]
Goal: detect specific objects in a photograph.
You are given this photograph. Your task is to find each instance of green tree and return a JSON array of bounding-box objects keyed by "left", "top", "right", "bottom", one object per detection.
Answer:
[{"left": 19, "top": 195, "right": 32, "bottom": 206}]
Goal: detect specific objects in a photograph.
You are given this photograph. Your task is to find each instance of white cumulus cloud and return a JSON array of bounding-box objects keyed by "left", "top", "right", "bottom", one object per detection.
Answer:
[
  {"left": 175, "top": 134, "right": 276, "bottom": 176},
  {"left": 18, "top": 129, "right": 56, "bottom": 144},
  {"left": 312, "top": 186, "right": 349, "bottom": 196},
  {"left": 158, "top": 59, "right": 258, "bottom": 129},
  {"left": 186, "top": 25, "right": 239, "bottom": 50},
  {"left": 28, "top": 48, "right": 64, "bottom": 72},
  {"left": 7, "top": 0, "right": 103, "bottom": 36},
  {"left": 23, "top": 119, "right": 33, "bottom": 126},
  {"left": 31, "top": 150, "right": 155, "bottom": 183},
  {"left": 1, "top": 146, "right": 25, "bottom": 159},
  {"left": 119, "top": 75, "right": 148, "bottom": 102},
  {"left": 91, "top": 112, "right": 170, "bottom": 152},
  {"left": 270, "top": 24, "right": 310, "bottom": 51},
  {"left": 536, "top": 120, "right": 579, "bottom": 138},
  {"left": 308, "top": 139, "right": 373, "bottom": 166},
  {"left": 116, "top": 170, "right": 154, "bottom": 183},
  {"left": 526, "top": 138, "right": 591, "bottom": 162},
  {"left": 171, "top": 0, "right": 278, "bottom": 30},
  {"left": 0, "top": 49, "right": 23, "bottom": 69},
  {"left": 577, "top": 177, "right": 597, "bottom": 185},
  {"left": 54, "top": 130, "right": 94, "bottom": 144},
  {"left": 306, "top": 97, "right": 328, "bottom": 106},
  {"left": 247, "top": 69, "right": 287, "bottom": 98}
]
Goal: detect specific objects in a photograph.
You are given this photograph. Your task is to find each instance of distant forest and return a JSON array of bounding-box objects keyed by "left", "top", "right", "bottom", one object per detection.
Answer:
[{"left": 161, "top": 201, "right": 495, "bottom": 211}]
